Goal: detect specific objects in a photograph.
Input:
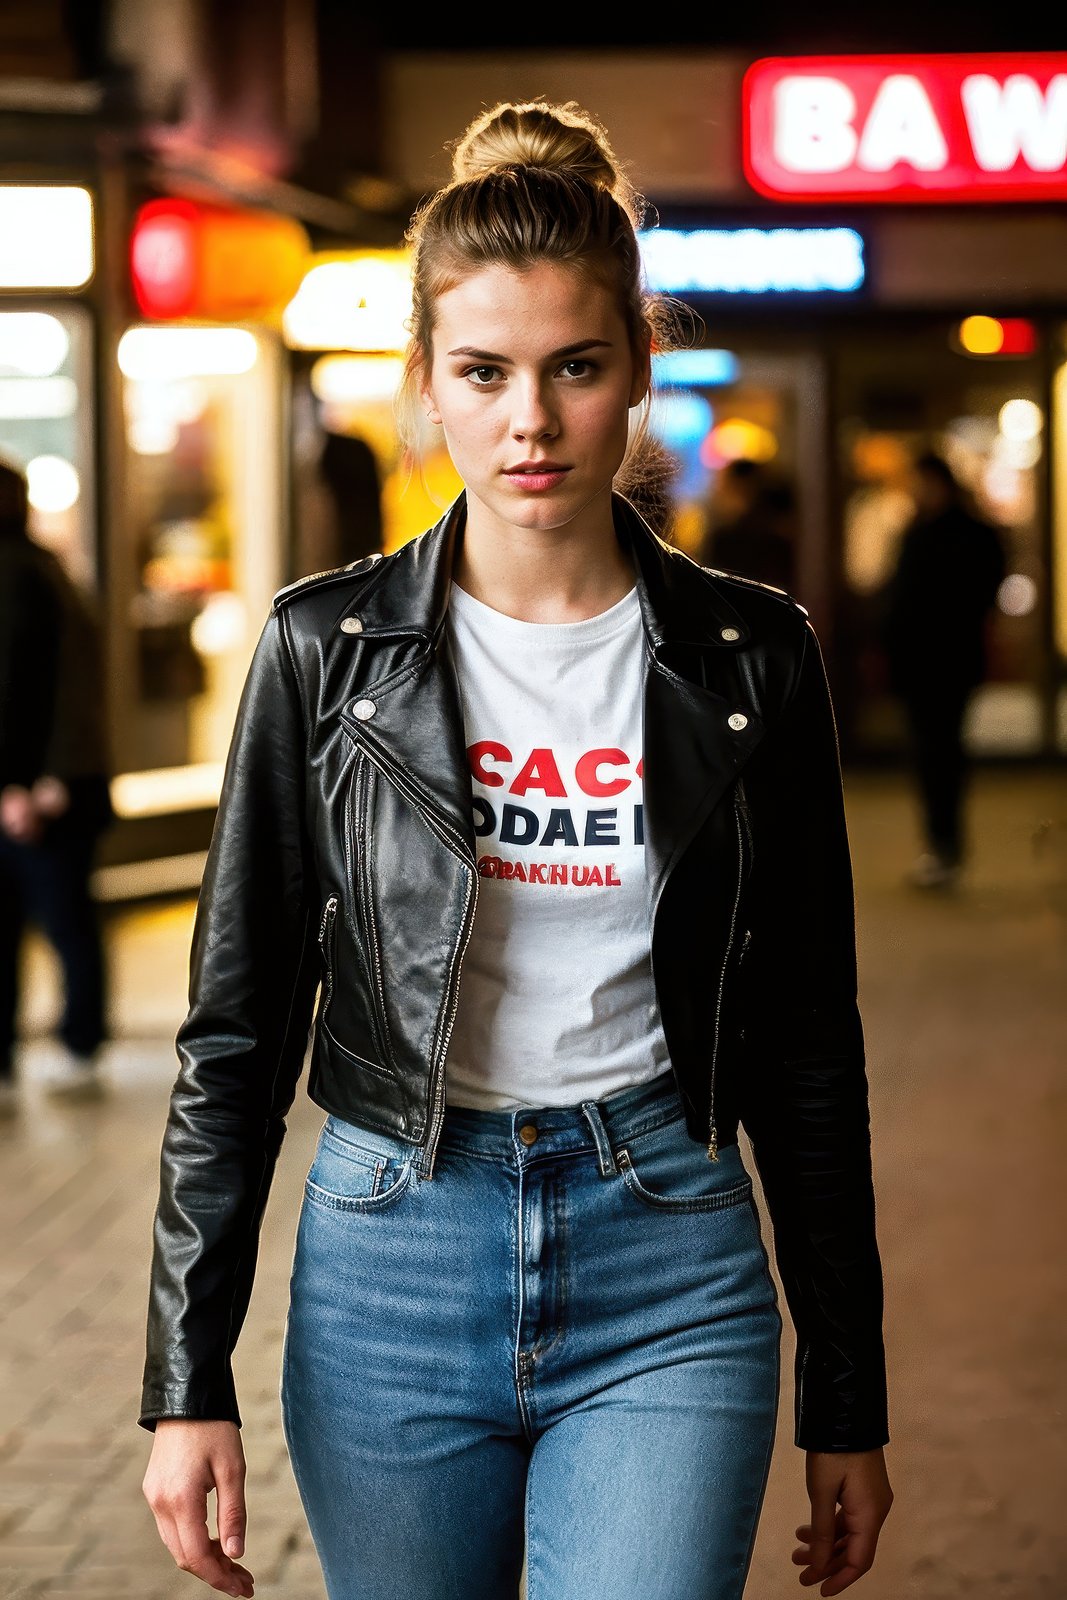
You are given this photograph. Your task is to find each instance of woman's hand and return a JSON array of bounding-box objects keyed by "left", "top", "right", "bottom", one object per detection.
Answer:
[
  {"left": 0, "top": 784, "right": 43, "bottom": 844},
  {"left": 30, "top": 774, "right": 70, "bottom": 819},
  {"left": 142, "top": 1419, "right": 254, "bottom": 1597},
  {"left": 793, "top": 1447, "right": 894, "bottom": 1594}
]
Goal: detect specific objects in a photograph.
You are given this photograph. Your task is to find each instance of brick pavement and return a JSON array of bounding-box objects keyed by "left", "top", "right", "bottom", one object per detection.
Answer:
[{"left": 1, "top": 766, "right": 1065, "bottom": 1599}]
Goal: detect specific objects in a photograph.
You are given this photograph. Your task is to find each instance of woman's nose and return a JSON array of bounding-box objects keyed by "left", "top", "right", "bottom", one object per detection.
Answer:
[{"left": 510, "top": 381, "right": 558, "bottom": 442}]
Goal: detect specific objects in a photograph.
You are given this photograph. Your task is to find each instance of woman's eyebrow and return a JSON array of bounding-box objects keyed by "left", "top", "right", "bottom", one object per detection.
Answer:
[{"left": 446, "top": 339, "right": 615, "bottom": 361}]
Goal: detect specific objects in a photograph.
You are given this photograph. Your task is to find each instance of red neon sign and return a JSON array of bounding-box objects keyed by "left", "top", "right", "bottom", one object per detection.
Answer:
[
  {"left": 743, "top": 54, "right": 1067, "bottom": 201},
  {"left": 130, "top": 199, "right": 310, "bottom": 320}
]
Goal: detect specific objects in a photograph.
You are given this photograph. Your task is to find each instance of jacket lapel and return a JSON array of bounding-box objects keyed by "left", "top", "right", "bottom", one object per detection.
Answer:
[
  {"left": 614, "top": 497, "right": 764, "bottom": 917},
  {"left": 338, "top": 497, "right": 477, "bottom": 864},
  {"left": 338, "top": 493, "right": 766, "bottom": 905}
]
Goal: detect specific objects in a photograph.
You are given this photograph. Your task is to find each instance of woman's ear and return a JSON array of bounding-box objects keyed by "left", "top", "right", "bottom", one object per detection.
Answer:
[
  {"left": 629, "top": 333, "right": 652, "bottom": 409},
  {"left": 421, "top": 383, "right": 442, "bottom": 426}
]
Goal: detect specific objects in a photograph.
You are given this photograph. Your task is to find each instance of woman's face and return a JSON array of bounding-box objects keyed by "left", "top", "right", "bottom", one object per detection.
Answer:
[{"left": 420, "top": 259, "right": 649, "bottom": 540}]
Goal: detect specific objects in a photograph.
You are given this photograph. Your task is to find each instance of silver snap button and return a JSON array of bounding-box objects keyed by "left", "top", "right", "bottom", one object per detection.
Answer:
[
  {"left": 353, "top": 699, "right": 376, "bottom": 720},
  {"left": 340, "top": 616, "right": 364, "bottom": 634},
  {"left": 720, "top": 626, "right": 741, "bottom": 642},
  {"left": 728, "top": 712, "right": 749, "bottom": 731}
]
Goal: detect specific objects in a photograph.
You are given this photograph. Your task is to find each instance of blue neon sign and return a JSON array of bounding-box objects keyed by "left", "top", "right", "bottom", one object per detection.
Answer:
[{"left": 639, "top": 227, "right": 865, "bottom": 294}]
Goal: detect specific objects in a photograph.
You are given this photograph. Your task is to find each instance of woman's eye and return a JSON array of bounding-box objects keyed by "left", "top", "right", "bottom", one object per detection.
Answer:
[
  {"left": 466, "top": 366, "right": 499, "bottom": 385},
  {"left": 559, "top": 359, "right": 594, "bottom": 379}
]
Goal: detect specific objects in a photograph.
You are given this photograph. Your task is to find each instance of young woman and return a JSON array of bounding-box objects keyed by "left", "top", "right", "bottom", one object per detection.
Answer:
[{"left": 140, "top": 100, "right": 893, "bottom": 1600}]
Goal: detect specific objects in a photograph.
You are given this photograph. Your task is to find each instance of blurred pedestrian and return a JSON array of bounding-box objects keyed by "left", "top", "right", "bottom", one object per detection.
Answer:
[
  {"left": 318, "top": 428, "right": 384, "bottom": 563},
  {"left": 698, "top": 456, "right": 797, "bottom": 594},
  {"left": 881, "top": 450, "right": 1007, "bottom": 889},
  {"left": 0, "top": 456, "right": 115, "bottom": 1114},
  {"left": 141, "top": 98, "right": 892, "bottom": 1600}
]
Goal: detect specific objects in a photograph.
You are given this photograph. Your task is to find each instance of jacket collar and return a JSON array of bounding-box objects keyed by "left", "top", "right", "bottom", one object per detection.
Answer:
[
  {"left": 347, "top": 490, "right": 751, "bottom": 653},
  {"left": 339, "top": 490, "right": 762, "bottom": 908}
]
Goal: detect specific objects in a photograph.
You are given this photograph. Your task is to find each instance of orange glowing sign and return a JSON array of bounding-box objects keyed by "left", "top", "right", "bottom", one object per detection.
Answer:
[
  {"left": 130, "top": 200, "right": 310, "bottom": 320},
  {"left": 743, "top": 54, "right": 1067, "bottom": 201}
]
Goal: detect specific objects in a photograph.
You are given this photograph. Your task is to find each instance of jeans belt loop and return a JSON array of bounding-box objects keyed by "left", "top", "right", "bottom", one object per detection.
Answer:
[{"left": 580, "top": 1100, "right": 619, "bottom": 1178}]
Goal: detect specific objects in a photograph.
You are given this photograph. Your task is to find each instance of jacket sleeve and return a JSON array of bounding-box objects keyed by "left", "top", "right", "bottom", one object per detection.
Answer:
[
  {"left": 0, "top": 556, "right": 62, "bottom": 785},
  {"left": 739, "top": 616, "right": 890, "bottom": 1453},
  {"left": 139, "top": 607, "right": 323, "bottom": 1431}
]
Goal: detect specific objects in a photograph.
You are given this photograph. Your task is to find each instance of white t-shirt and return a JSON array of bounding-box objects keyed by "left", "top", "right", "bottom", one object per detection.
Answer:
[{"left": 443, "top": 578, "right": 673, "bottom": 1110}]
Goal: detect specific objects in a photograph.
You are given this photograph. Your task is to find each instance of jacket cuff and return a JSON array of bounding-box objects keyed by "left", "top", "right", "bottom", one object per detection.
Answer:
[
  {"left": 138, "top": 1379, "right": 242, "bottom": 1433},
  {"left": 793, "top": 1343, "right": 889, "bottom": 1452}
]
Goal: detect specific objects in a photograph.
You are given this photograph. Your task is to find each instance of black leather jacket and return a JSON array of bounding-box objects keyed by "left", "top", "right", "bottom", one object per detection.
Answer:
[{"left": 140, "top": 493, "right": 889, "bottom": 1454}]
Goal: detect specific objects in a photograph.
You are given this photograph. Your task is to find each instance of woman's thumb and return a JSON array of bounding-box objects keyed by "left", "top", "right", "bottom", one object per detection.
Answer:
[{"left": 216, "top": 1473, "right": 247, "bottom": 1558}]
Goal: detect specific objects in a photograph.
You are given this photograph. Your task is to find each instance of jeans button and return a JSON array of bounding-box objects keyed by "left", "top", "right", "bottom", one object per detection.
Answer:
[{"left": 518, "top": 1123, "right": 539, "bottom": 1146}]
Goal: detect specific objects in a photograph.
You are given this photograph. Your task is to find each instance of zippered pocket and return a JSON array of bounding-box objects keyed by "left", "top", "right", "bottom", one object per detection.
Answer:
[
  {"left": 318, "top": 895, "right": 339, "bottom": 1008},
  {"left": 350, "top": 757, "right": 394, "bottom": 1071},
  {"left": 317, "top": 884, "right": 395, "bottom": 1080}
]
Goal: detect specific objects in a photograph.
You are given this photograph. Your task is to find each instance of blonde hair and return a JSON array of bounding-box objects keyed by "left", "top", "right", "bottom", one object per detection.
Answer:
[{"left": 396, "top": 99, "right": 683, "bottom": 501}]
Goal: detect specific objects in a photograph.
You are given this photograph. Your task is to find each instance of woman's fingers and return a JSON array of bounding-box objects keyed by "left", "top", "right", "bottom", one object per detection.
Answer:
[
  {"left": 142, "top": 1421, "right": 253, "bottom": 1595},
  {"left": 166, "top": 1499, "right": 254, "bottom": 1596},
  {"left": 214, "top": 1450, "right": 249, "bottom": 1562},
  {"left": 794, "top": 1445, "right": 892, "bottom": 1594},
  {"left": 797, "top": 1489, "right": 841, "bottom": 1584}
]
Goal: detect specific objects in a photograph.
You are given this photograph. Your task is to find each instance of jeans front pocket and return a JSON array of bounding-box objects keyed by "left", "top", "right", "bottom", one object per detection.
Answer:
[
  {"left": 616, "top": 1116, "right": 754, "bottom": 1213},
  {"left": 304, "top": 1118, "right": 415, "bottom": 1213}
]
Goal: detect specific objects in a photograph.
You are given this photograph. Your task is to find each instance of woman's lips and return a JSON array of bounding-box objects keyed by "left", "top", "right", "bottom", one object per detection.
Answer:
[{"left": 502, "top": 466, "right": 571, "bottom": 492}]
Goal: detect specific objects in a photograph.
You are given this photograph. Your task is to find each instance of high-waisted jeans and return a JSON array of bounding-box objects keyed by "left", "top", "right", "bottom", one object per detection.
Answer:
[{"left": 281, "top": 1069, "right": 782, "bottom": 1600}]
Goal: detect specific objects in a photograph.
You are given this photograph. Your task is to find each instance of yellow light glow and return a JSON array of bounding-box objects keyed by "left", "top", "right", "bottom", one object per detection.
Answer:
[
  {"left": 117, "top": 327, "right": 258, "bottom": 380},
  {"left": 0, "top": 312, "right": 71, "bottom": 376},
  {"left": 283, "top": 251, "right": 413, "bottom": 352},
  {"left": 311, "top": 354, "right": 404, "bottom": 404},
  {"left": 708, "top": 419, "right": 778, "bottom": 463},
  {"left": 0, "top": 377, "right": 77, "bottom": 419},
  {"left": 129, "top": 414, "right": 180, "bottom": 455},
  {"left": 0, "top": 187, "right": 94, "bottom": 288},
  {"left": 996, "top": 573, "right": 1038, "bottom": 617},
  {"left": 26, "top": 455, "right": 79, "bottom": 513},
  {"left": 959, "top": 316, "right": 1004, "bottom": 355},
  {"left": 998, "top": 398, "right": 1043, "bottom": 442},
  {"left": 125, "top": 376, "right": 209, "bottom": 455},
  {"left": 110, "top": 763, "right": 224, "bottom": 819},
  {"left": 190, "top": 592, "right": 247, "bottom": 656}
]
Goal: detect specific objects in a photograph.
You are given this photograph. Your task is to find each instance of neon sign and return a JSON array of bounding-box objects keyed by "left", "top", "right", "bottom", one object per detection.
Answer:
[
  {"left": 744, "top": 54, "right": 1067, "bottom": 201},
  {"left": 639, "top": 227, "right": 864, "bottom": 292}
]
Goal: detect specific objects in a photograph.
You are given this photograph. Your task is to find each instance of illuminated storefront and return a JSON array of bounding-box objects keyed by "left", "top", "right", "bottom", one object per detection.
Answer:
[
  {"left": 0, "top": 187, "right": 96, "bottom": 591},
  {"left": 628, "top": 51, "right": 1067, "bottom": 760},
  {"left": 105, "top": 200, "right": 309, "bottom": 879},
  {"left": 282, "top": 247, "right": 463, "bottom": 574}
]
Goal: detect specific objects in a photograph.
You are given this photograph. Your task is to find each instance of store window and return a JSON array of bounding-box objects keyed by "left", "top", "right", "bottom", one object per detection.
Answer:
[
  {"left": 118, "top": 324, "right": 284, "bottom": 776},
  {"left": 835, "top": 323, "right": 1047, "bottom": 758},
  {"left": 649, "top": 344, "right": 829, "bottom": 619},
  {"left": 289, "top": 350, "right": 463, "bottom": 578},
  {"left": 0, "top": 305, "right": 94, "bottom": 588}
]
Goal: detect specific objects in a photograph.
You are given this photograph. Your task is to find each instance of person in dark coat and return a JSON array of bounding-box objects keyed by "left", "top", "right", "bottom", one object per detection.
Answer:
[
  {"left": 697, "top": 457, "right": 797, "bottom": 595},
  {"left": 318, "top": 429, "right": 384, "bottom": 564},
  {"left": 880, "top": 451, "right": 1007, "bottom": 889},
  {"left": 0, "top": 455, "right": 115, "bottom": 1112}
]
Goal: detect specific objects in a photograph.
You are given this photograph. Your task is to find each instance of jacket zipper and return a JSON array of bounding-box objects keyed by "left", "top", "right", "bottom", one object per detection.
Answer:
[
  {"left": 351, "top": 756, "right": 394, "bottom": 1071},
  {"left": 343, "top": 731, "right": 478, "bottom": 1182},
  {"left": 420, "top": 860, "right": 478, "bottom": 1180},
  {"left": 707, "top": 783, "right": 748, "bottom": 1161},
  {"left": 318, "top": 895, "right": 338, "bottom": 1008}
]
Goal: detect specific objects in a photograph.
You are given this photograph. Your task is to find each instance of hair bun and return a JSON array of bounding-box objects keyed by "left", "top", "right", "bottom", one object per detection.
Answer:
[{"left": 451, "top": 98, "right": 625, "bottom": 198}]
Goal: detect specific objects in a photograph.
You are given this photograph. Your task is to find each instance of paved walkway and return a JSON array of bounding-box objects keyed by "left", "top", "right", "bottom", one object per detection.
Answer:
[{"left": 1, "top": 766, "right": 1065, "bottom": 1599}]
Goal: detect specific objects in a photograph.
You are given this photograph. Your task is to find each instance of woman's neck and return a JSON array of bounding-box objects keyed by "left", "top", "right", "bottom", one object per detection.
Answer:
[{"left": 452, "top": 499, "right": 635, "bottom": 625}]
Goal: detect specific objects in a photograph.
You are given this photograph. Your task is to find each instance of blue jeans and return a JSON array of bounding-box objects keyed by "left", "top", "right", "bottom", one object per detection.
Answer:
[
  {"left": 0, "top": 781, "right": 112, "bottom": 1078},
  {"left": 281, "top": 1069, "right": 782, "bottom": 1600}
]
